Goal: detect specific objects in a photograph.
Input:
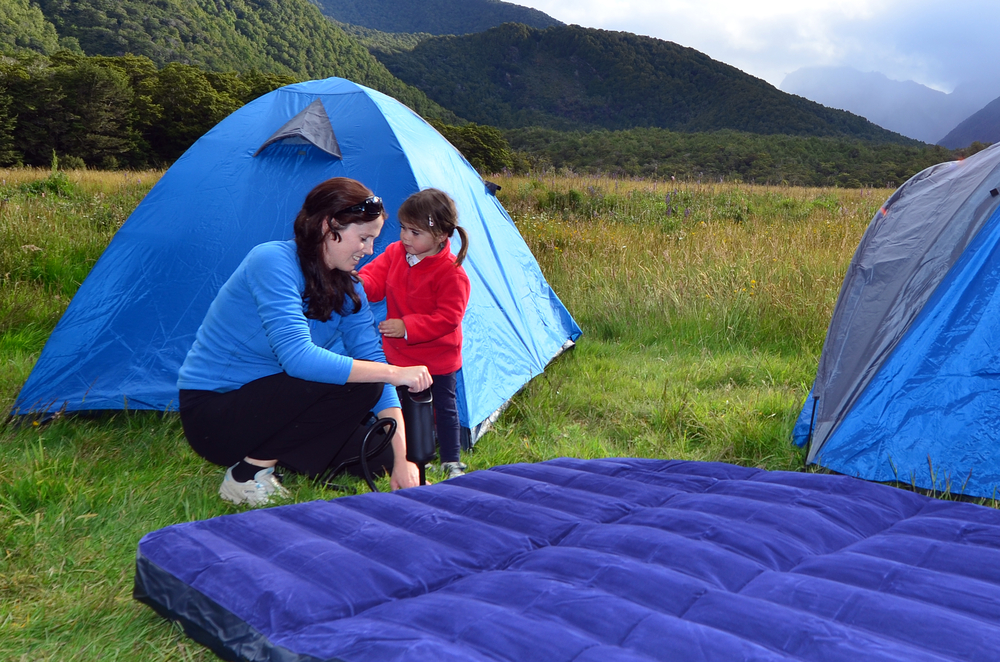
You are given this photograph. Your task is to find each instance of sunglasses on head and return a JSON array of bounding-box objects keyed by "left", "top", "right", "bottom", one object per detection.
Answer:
[{"left": 338, "top": 195, "right": 384, "bottom": 218}]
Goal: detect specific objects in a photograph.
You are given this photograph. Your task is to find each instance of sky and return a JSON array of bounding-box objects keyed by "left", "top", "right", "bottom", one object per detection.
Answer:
[{"left": 513, "top": 0, "right": 1000, "bottom": 93}]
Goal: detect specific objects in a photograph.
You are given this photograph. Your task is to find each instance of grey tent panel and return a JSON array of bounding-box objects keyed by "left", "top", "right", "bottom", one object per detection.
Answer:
[
  {"left": 254, "top": 99, "right": 342, "bottom": 159},
  {"left": 807, "top": 146, "right": 1000, "bottom": 462}
]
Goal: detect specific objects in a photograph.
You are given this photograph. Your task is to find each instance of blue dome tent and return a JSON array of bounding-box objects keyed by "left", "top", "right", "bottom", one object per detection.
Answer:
[
  {"left": 12, "top": 77, "right": 581, "bottom": 443},
  {"left": 794, "top": 144, "right": 1000, "bottom": 497}
]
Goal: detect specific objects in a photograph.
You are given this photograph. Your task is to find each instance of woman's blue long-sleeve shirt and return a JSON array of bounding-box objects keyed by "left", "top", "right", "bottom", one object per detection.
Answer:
[{"left": 177, "top": 240, "right": 399, "bottom": 413}]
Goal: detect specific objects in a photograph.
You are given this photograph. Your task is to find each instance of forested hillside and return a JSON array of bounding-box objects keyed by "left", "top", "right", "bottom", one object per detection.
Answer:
[
  {"left": 3, "top": 0, "right": 454, "bottom": 120},
  {"left": 309, "top": 0, "right": 561, "bottom": 35},
  {"left": 377, "top": 24, "right": 915, "bottom": 142}
]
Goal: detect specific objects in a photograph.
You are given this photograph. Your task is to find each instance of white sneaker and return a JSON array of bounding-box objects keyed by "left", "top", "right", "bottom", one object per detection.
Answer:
[
  {"left": 441, "top": 461, "right": 467, "bottom": 479},
  {"left": 219, "top": 465, "right": 290, "bottom": 506}
]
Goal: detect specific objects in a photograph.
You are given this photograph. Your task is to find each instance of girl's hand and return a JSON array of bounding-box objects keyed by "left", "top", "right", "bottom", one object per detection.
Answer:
[
  {"left": 391, "top": 365, "right": 432, "bottom": 392},
  {"left": 378, "top": 318, "right": 406, "bottom": 338},
  {"left": 390, "top": 459, "right": 420, "bottom": 490}
]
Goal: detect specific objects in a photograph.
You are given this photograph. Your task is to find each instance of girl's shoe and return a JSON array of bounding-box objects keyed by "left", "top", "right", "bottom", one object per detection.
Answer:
[
  {"left": 219, "top": 465, "right": 290, "bottom": 506},
  {"left": 441, "top": 461, "right": 467, "bottom": 479}
]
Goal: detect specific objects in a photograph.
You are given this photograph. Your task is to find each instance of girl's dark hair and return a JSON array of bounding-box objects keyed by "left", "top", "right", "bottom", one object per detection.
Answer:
[
  {"left": 397, "top": 188, "right": 469, "bottom": 266},
  {"left": 294, "top": 177, "right": 380, "bottom": 321}
]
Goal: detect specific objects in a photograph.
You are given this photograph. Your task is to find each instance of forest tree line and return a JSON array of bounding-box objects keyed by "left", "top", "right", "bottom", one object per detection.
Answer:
[
  {"left": 0, "top": 50, "right": 295, "bottom": 168},
  {"left": 504, "top": 127, "right": 990, "bottom": 188}
]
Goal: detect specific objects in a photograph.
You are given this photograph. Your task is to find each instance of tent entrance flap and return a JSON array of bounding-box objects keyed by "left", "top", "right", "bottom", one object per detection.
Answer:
[{"left": 254, "top": 99, "right": 342, "bottom": 158}]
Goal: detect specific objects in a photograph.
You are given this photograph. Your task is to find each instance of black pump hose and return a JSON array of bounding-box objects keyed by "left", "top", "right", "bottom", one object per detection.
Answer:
[{"left": 359, "top": 417, "right": 396, "bottom": 493}]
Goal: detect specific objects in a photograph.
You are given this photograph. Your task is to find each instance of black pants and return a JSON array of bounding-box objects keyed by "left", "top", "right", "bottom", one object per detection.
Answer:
[
  {"left": 430, "top": 372, "right": 461, "bottom": 463},
  {"left": 179, "top": 372, "right": 391, "bottom": 478}
]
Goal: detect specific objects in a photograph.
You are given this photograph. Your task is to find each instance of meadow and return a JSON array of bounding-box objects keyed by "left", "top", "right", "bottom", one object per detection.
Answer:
[{"left": 0, "top": 168, "right": 884, "bottom": 659}]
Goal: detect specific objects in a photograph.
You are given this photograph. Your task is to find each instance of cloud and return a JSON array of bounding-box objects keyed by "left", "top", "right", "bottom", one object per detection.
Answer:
[
  {"left": 875, "top": 2, "right": 1000, "bottom": 89},
  {"left": 516, "top": 0, "right": 1000, "bottom": 91}
]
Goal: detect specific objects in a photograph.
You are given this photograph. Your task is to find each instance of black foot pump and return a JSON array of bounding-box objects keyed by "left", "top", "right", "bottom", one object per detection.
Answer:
[{"left": 400, "top": 387, "right": 436, "bottom": 485}]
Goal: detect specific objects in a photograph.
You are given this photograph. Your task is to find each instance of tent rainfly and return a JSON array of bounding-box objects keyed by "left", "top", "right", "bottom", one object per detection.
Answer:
[{"left": 794, "top": 143, "right": 1000, "bottom": 497}]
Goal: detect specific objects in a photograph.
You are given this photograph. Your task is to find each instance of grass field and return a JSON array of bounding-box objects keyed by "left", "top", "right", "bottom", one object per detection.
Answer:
[{"left": 0, "top": 169, "right": 884, "bottom": 659}]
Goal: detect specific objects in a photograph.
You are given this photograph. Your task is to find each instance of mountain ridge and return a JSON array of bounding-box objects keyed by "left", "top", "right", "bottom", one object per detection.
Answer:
[
  {"left": 376, "top": 24, "right": 916, "bottom": 143},
  {"left": 780, "top": 66, "right": 1000, "bottom": 145},
  {"left": 306, "top": 0, "right": 562, "bottom": 36},
  {"left": 939, "top": 95, "right": 1000, "bottom": 149}
]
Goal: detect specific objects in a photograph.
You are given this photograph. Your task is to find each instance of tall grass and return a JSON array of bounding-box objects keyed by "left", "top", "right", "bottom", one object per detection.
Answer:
[
  {"left": 503, "top": 175, "right": 872, "bottom": 350},
  {"left": 1, "top": 169, "right": 884, "bottom": 659}
]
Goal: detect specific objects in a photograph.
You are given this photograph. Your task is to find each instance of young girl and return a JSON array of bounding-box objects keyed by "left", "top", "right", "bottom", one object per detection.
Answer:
[{"left": 360, "top": 188, "right": 471, "bottom": 478}]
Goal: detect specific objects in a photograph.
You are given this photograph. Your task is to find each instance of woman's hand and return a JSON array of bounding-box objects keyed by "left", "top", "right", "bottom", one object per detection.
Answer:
[
  {"left": 348, "top": 361, "right": 432, "bottom": 392},
  {"left": 391, "top": 365, "right": 432, "bottom": 392},
  {"left": 390, "top": 459, "right": 420, "bottom": 490}
]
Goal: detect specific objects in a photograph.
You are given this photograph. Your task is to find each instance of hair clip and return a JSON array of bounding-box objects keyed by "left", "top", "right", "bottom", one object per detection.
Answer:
[{"left": 427, "top": 214, "right": 434, "bottom": 227}]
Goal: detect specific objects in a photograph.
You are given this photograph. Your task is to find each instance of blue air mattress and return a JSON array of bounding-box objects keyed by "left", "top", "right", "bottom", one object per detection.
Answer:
[{"left": 134, "top": 459, "right": 1000, "bottom": 661}]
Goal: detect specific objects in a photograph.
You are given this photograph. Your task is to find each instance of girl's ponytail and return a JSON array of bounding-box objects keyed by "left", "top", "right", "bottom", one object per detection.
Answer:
[{"left": 453, "top": 226, "right": 469, "bottom": 266}]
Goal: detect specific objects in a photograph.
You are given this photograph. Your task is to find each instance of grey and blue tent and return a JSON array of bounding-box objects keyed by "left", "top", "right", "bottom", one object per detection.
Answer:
[
  {"left": 794, "top": 143, "right": 1000, "bottom": 497},
  {"left": 12, "top": 77, "right": 581, "bottom": 442}
]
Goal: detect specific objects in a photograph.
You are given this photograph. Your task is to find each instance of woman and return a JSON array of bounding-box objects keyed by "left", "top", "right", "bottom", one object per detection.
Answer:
[{"left": 177, "top": 177, "right": 428, "bottom": 505}]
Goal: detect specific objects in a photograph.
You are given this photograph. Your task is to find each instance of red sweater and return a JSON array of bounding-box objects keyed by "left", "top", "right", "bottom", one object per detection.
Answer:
[{"left": 360, "top": 240, "right": 471, "bottom": 375}]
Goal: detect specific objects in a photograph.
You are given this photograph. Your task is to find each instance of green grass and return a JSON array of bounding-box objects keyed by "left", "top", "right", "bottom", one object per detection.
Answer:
[
  {"left": 480, "top": 341, "right": 810, "bottom": 470},
  {"left": 0, "top": 169, "right": 903, "bottom": 659}
]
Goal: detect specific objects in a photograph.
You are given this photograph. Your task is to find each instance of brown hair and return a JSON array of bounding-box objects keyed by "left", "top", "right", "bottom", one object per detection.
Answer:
[
  {"left": 294, "top": 177, "right": 380, "bottom": 321},
  {"left": 397, "top": 188, "right": 469, "bottom": 266}
]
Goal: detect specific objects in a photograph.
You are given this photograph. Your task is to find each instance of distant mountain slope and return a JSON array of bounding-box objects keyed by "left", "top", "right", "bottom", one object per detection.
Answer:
[
  {"left": 329, "top": 20, "right": 434, "bottom": 55},
  {"left": 16, "top": 0, "right": 455, "bottom": 120},
  {"left": 939, "top": 95, "right": 1000, "bottom": 149},
  {"left": 780, "top": 66, "right": 995, "bottom": 144},
  {"left": 308, "top": 0, "right": 561, "bottom": 35},
  {"left": 376, "top": 24, "right": 915, "bottom": 142}
]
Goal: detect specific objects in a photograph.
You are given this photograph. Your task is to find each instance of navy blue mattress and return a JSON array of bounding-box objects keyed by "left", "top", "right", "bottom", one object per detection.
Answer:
[{"left": 134, "top": 458, "right": 1000, "bottom": 661}]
